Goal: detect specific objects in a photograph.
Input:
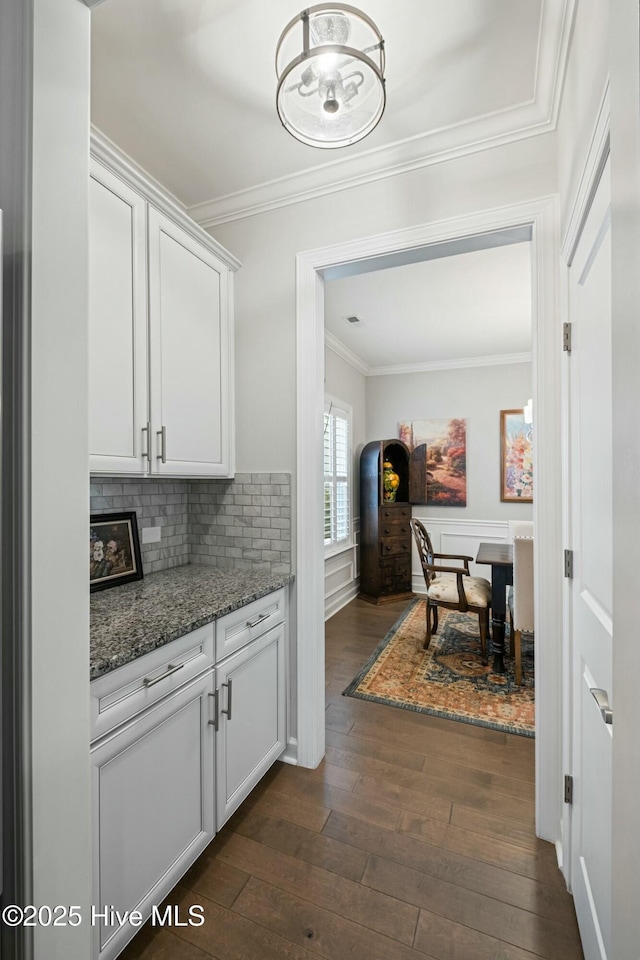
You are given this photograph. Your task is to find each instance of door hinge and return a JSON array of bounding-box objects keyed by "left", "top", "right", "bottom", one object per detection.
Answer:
[
  {"left": 564, "top": 774, "right": 574, "bottom": 804},
  {"left": 564, "top": 549, "right": 574, "bottom": 579},
  {"left": 563, "top": 322, "right": 572, "bottom": 353}
]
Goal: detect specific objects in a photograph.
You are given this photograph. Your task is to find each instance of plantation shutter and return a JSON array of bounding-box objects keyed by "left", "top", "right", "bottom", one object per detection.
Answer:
[{"left": 324, "top": 400, "right": 351, "bottom": 550}]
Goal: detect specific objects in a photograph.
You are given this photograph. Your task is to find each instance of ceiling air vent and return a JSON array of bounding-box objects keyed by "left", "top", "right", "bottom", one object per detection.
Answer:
[{"left": 343, "top": 314, "right": 363, "bottom": 326}]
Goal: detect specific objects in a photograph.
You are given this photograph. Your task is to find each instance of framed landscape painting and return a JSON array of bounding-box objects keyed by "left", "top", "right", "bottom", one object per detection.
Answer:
[
  {"left": 399, "top": 418, "right": 467, "bottom": 506},
  {"left": 501, "top": 409, "right": 533, "bottom": 502},
  {"left": 90, "top": 511, "right": 143, "bottom": 592}
]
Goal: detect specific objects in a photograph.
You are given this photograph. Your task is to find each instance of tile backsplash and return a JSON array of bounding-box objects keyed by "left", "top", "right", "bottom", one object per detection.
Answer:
[
  {"left": 90, "top": 473, "right": 291, "bottom": 576},
  {"left": 190, "top": 473, "right": 291, "bottom": 576},
  {"left": 90, "top": 479, "right": 190, "bottom": 574}
]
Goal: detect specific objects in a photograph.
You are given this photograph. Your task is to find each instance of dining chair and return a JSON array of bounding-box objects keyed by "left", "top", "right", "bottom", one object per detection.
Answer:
[
  {"left": 410, "top": 519, "right": 492, "bottom": 663},
  {"left": 507, "top": 519, "right": 534, "bottom": 543},
  {"left": 508, "top": 535, "right": 534, "bottom": 684}
]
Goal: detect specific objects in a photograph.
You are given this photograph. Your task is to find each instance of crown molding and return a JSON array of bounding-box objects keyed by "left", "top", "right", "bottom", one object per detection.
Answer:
[
  {"left": 324, "top": 331, "right": 370, "bottom": 376},
  {"left": 187, "top": 0, "right": 574, "bottom": 229},
  {"left": 368, "top": 352, "right": 533, "bottom": 376},
  {"left": 90, "top": 126, "right": 242, "bottom": 271},
  {"left": 325, "top": 331, "right": 532, "bottom": 376},
  {"left": 189, "top": 103, "right": 551, "bottom": 228}
]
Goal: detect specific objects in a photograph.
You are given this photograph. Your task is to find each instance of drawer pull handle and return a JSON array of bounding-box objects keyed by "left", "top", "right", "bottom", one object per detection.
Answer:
[
  {"left": 221, "top": 679, "right": 233, "bottom": 721},
  {"left": 208, "top": 689, "right": 219, "bottom": 731},
  {"left": 247, "top": 612, "right": 270, "bottom": 628},
  {"left": 143, "top": 662, "right": 184, "bottom": 688}
]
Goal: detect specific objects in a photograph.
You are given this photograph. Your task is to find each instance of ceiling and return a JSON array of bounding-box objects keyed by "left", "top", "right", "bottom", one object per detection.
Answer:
[
  {"left": 324, "top": 241, "right": 532, "bottom": 373},
  {"left": 90, "top": 0, "right": 573, "bottom": 225}
]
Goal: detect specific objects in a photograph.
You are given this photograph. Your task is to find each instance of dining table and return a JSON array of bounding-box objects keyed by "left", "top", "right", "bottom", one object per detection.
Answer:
[{"left": 475, "top": 541, "right": 514, "bottom": 674}]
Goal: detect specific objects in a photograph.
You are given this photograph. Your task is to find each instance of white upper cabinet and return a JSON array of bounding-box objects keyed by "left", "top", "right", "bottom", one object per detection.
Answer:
[
  {"left": 88, "top": 149, "right": 238, "bottom": 478},
  {"left": 89, "top": 165, "right": 148, "bottom": 474},
  {"left": 148, "top": 210, "right": 231, "bottom": 476}
]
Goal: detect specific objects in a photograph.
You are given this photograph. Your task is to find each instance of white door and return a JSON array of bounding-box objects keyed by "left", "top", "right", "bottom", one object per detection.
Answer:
[
  {"left": 91, "top": 672, "right": 215, "bottom": 960},
  {"left": 568, "top": 156, "right": 612, "bottom": 959},
  {"left": 148, "top": 208, "right": 231, "bottom": 477},
  {"left": 89, "top": 162, "right": 149, "bottom": 475},
  {"left": 216, "top": 623, "right": 286, "bottom": 828}
]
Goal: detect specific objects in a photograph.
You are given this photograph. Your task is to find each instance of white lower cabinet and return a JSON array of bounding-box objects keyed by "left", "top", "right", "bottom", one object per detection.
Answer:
[
  {"left": 215, "top": 621, "right": 286, "bottom": 828},
  {"left": 90, "top": 589, "right": 288, "bottom": 960},
  {"left": 91, "top": 671, "right": 215, "bottom": 960}
]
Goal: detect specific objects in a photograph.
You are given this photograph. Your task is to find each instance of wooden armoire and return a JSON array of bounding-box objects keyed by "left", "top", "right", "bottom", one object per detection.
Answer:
[{"left": 359, "top": 439, "right": 427, "bottom": 604}]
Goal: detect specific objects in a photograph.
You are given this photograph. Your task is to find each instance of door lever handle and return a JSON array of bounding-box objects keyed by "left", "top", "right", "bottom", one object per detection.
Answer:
[{"left": 590, "top": 687, "right": 613, "bottom": 725}]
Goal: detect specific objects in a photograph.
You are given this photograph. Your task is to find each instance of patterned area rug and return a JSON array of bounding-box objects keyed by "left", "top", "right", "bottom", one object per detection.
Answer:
[{"left": 343, "top": 599, "right": 535, "bottom": 737}]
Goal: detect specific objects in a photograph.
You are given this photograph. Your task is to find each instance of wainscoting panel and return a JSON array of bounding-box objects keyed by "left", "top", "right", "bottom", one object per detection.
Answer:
[
  {"left": 411, "top": 516, "right": 509, "bottom": 594},
  {"left": 325, "top": 519, "right": 360, "bottom": 620}
]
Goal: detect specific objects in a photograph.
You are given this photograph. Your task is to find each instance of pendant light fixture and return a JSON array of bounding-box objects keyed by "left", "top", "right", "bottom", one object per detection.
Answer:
[{"left": 276, "top": 3, "right": 386, "bottom": 149}]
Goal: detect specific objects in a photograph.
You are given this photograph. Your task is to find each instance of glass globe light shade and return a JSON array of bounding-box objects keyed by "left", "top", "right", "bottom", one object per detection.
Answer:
[{"left": 276, "top": 4, "right": 386, "bottom": 149}]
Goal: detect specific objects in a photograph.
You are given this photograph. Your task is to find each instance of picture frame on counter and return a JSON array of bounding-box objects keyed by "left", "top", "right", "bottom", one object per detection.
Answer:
[{"left": 90, "top": 511, "right": 143, "bottom": 592}]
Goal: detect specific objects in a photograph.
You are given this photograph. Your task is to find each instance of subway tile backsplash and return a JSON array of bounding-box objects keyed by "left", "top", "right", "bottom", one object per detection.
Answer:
[
  {"left": 189, "top": 473, "right": 291, "bottom": 576},
  {"left": 90, "top": 474, "right": 291, "bottom": 576},
  {"left": 90, "top": 479, "right": 190, "bottom": 574}
]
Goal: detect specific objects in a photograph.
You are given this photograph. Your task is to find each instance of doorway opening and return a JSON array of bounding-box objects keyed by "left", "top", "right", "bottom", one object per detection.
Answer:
[
  {"left": 294, "top": 197, "right": 563, "bottom": 849},
  {"left": 322, "top": 230, "right": 534, "bottom": 724}
]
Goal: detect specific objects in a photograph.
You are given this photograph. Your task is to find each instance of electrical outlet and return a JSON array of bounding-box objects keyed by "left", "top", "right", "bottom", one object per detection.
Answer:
[{"left": 141, "top": 525, "right": 161, "bottom": 544}]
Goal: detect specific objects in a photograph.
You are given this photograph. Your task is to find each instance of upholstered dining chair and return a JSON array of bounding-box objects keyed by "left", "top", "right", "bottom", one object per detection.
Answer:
[
  {"left": 508, "top": 535, "right": 535, "bottom": 685},
  {"left": 410, "top": 519, "right": 492, "bottom": 663},
  {"left": 507, "top": 519, "right": 534, "bottom": 542}
]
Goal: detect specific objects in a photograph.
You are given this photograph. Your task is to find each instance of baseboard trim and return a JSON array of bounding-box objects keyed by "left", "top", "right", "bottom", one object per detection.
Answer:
[{"left": 325, "top": 580, "right": 360, "bottom": 621}]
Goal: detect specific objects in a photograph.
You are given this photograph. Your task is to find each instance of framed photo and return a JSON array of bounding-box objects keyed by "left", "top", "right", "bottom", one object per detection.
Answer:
[
  {"left": 501, "top": 409, "right": 533, "bottom": 502},
  {"left": 90, "top": 511, "right": 143, "bottom": 592}
]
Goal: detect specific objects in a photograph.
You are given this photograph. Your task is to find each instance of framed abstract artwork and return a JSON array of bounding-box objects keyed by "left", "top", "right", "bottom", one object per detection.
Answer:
[
  {"left": 500, "top": 409, "right": 533, "bottom": 502},
  {"left": 90, "top": 511, "right": 143, "bottom": 592}
]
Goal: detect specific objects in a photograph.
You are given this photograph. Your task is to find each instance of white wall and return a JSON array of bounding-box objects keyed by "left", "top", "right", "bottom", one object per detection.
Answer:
[
  {"left": 30, "top": 1, "right": 92, "bottom": 957},
  {"left": 366, "top": 362, "right": 533, "bottom": 521},
  {"left": 211, "top": 133, "right": 558, "bottom": 484}
]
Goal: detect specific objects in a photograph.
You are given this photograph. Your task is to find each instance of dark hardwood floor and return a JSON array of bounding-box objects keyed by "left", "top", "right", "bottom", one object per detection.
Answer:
[{"left": 122, "top": 597, "right": 583, "bottom": 960}]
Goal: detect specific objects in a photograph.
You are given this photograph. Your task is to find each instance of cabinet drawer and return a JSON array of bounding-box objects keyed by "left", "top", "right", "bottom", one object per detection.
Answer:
[
  {"left": 380, "top": 504, "right": 411, "bottom": 521},
  {"left": 216, "top": 589, "right": 285, "bottom": 661},
  {"left": 380, "top": 518, "right": 411, "bottom": 537},
  {"left": 91, "top": 623, "right": 214, "bottom": 742},
  {"left": 380, "top": 536, "right": 411, "bottom": 558}
]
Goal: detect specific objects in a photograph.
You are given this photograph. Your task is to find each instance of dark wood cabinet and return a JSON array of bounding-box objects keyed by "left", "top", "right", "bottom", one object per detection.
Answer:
[{"left": 359, "top": 440, "right": 415, "bottom": 604}]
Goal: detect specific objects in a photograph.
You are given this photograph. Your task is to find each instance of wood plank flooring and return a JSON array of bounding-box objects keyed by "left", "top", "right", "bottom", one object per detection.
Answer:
[{"left": 121, "top": 598, "right": 583, "bottom": 960}]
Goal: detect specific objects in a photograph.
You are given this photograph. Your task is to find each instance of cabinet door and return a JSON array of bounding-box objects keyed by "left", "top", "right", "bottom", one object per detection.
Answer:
[
  {"left": 89, "top": 162, "right": 149, "bottom": 475},
  {"left": 91, "top": 672, "right": 215, "bottom": 960},
  {"left": 216, "top": 622, "right": 286, "bottom": 828},
  {"left": 148, "top": 208, "right": 232, "bottom": 477}
]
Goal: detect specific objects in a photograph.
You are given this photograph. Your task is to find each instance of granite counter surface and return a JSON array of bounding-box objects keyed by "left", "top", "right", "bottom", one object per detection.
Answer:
[{"left": 90, "top": 564, "right": 294, "bottom": 681}]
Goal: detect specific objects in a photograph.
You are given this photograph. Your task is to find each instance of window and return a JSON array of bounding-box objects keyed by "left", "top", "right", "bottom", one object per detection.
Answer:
[{"left": 324, "top": 398, "right": 351, "bottom": 552}]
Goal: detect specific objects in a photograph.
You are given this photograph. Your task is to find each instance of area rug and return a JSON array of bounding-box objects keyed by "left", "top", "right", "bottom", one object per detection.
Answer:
[{"left": 343, "top": 599, "right": 535, "bottom": 737}]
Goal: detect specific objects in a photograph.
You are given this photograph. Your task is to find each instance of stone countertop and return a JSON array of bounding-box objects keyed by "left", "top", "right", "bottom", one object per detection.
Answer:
[{"left": 90, "top": 564, "right": 294, "bottom": 681}]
